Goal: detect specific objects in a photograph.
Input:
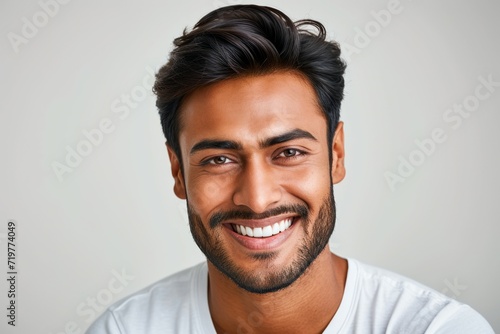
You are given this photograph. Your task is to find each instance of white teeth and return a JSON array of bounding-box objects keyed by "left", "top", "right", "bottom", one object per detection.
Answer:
[
  {"left": 272, "top": 223, "right": 280, "bottom": 235},
  {"left": 262, "top": 226, "right": 273, "bottom": 237},
  {"left": 279, "top": 220, "right": 285, "bottom": 232},
  {"left": 233, "top": 218, "right": 293, "bottom": 238}
]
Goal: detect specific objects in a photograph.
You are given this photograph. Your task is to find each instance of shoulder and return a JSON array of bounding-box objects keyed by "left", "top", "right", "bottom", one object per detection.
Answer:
[
  {"left": 335, "top": 259, "right": 494, "bottom": 333},
  {"left": 85, "top": 262, "right": 209, "bottom": 334}
]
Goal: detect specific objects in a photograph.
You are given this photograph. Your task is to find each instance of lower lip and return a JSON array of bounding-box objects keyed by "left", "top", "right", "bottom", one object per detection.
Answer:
[{"left": 225, "top": 218, "right": 299, "bottom": 251}]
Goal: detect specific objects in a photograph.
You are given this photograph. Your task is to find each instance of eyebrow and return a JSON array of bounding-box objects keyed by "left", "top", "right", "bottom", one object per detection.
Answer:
[
  {"left": 189, "top": 129, "right": 317, "bottom": 155},
  {"left": 190, "top": 139, "right": 242, "bottom": 155},
  {"left": 259, "top": 129, "right": 317, "bottom": 147}
]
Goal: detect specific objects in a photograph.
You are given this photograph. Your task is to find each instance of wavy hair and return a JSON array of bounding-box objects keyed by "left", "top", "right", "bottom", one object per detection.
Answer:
[{"left": 153, "top": 5, "right": 346, "bottom": 162}]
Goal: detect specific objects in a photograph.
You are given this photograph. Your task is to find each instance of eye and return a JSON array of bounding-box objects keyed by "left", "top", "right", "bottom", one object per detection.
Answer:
[
  {"left": 278, "top": 148, "right": 302, "bottom": 158},
  {"left": 204, "top": 156, "right": 233, "bottom": 165}
]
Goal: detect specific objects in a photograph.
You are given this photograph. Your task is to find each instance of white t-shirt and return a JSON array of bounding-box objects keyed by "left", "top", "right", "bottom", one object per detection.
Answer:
[{"left": 85, "top": 259, "right": 494, "bottom": 333}]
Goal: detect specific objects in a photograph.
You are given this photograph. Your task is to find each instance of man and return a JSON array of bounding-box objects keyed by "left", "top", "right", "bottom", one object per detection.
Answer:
[{"left": 87, "top": 5, "right": 493, "bottom": 333}]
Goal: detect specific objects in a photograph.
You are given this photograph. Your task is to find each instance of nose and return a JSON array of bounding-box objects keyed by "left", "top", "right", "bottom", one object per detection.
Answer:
[{"left": 232, "top": 157, "right": 282, "bottom": 214}]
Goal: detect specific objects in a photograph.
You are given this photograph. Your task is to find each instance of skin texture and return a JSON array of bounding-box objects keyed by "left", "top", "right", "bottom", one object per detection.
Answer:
[{"left": 168, "top": 71, "right": 348, "bottom": 333}]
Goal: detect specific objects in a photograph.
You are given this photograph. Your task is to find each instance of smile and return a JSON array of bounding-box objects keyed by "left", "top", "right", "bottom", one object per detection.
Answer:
[{"left": 231, "top": 218, "right": 294, "bottom": 238}]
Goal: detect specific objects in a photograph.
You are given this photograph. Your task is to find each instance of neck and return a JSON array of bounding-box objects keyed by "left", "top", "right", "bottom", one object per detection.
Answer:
[{"left": 207, "top": 248, "right": 347, "bottom": 334}]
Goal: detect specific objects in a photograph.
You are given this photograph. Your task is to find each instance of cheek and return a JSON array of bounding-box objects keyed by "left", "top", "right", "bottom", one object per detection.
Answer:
[
  {"left": 186, "top": 173, "right": 236, "bottom": 214},
  {"left": 281, "top": 164, "right": 331, "bottom": 204}
]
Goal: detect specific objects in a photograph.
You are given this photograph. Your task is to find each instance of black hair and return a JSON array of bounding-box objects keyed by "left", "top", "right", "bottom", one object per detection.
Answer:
[{"left": 153, "top": 5, "right": 346, "bottom": 161}]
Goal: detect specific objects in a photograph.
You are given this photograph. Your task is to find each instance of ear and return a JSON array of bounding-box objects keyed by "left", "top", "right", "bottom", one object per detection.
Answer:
[
  {"left": 331, "top": 122, "right": 346, "bottom": 184},
  {"left": 167, "top": 144, "right": 187, "bottom": 199}
]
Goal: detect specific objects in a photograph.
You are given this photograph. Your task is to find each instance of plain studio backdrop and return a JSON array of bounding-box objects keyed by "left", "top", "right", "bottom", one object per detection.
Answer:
[{"left": 1, "top": 0, "right": 499, "bottom": 332}]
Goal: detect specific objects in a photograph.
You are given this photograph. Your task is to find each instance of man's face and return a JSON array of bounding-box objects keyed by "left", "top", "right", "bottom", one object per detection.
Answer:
[{"left": 168, "top": 72, "right": 345, "bottom": 293}]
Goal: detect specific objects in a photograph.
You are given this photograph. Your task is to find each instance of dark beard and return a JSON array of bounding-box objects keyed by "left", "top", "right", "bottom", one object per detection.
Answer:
[{"left": 186, "top": 188, "right": 336, "bottom": 294}]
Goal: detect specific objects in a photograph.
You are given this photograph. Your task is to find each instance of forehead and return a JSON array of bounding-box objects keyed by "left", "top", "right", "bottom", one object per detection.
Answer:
[{"left": 178, "top": 72, "right": 326, "bottom": 151}]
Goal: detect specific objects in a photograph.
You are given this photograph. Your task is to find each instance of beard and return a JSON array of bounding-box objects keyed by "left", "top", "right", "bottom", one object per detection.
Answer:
[{"left": 186, "top": 188, "right": 336, "bottom": 294}]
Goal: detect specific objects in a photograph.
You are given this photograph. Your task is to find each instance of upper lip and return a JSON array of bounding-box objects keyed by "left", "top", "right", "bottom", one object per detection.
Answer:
[{"left": 223, "top": 214, "right": 297, "bottom": 229}]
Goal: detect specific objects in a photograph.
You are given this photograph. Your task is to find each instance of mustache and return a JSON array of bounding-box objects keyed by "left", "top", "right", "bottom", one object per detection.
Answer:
[{"left": 209, "top": 204, "right": 309, "bottom": 229}]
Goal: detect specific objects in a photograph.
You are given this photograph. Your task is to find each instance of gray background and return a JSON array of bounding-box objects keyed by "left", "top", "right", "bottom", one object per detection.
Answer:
[{"left": 1, "top": 0, "right": 499, "bottom": 332}]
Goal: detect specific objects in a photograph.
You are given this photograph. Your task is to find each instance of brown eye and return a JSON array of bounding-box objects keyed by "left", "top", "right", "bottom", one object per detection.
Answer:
[
  {"left": 281, "top": 149, "right": 298, "bottom": 157},
  {"left": 209, "top": 156, "right": 231, "bottom": 165}
]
